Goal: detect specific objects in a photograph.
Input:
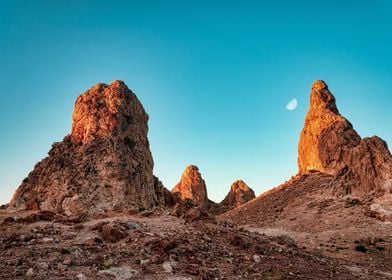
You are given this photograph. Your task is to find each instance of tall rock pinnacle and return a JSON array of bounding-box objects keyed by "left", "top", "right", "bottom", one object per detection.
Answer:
[
  {"left": 298, "top": 80, "right": 361, "bottom": 174},
  {"left": 9, "top": 80, "right": 165, "bottom": 215},
  {"left": 298, "top": 80, "right": 392, "bottom": 196},
  {"left": 171, "top": 165, "right": 208, "bottom": 207},
  {"left": 220, "top": 180, "right": 255, "bottom": 209},
  {"left": 71, "top": 80, "right": 148, "bottom": 145}
]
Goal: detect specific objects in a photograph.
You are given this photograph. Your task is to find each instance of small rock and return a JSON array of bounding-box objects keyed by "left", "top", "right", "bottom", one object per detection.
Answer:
[
  {"left": 57, "top": 263, "right": 67, "bottom": 271},
  {"left": 202, "top": 234, "right": 211, "bottom": 242},
  {"left": 63, "top": 256, "right": 72, "bottom": 265},
  {"left": 37, "top": 262, "right": 49, "bottom": 270},
  {"left": 84, "top": 236, "right": 103, "bottom": 245},
  {"left": 99, "top": 266, "right": 137, "bottom": 279},
  {"left": 184, "top": 208, "right": 202, "bottom": 222},
  {"left": 77, "top": 274, "right": 87, "bottom": 280},
  {"left": 102, "top": 223, "right": 126, "bottom": 243},
  {"left": 104, "top": 259, "right": 114, "bottom": 267},
  {"left": 140, "top": 259, "right": 150, "bottom": 265},
  {"left": 42, "top": 237, "right": 54, "bottom": 243},
  {"left": 163, "top": 261, "right": 174, "bottom": 273},
  {"left": 278, "top": 234, "right": 297, "bottom": 247},
  {"left": 252, "top": 255, "right": 261, "bottom": 263},
  {"left": 140, "top": 210, "right": 154, "bottom": 217},
  {"left": 0, "top": 203, "right": 8, "bottom": 209},
  {"left": 26, "top": 268, "right": 34, "bottom": 278},
  {"left": 127, "top": 222, "right": 140, "bottom": 230}
]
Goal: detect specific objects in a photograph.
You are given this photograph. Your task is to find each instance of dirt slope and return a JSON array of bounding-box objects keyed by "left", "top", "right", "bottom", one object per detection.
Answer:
[{"left": 0, "top": 209, "right": 387, "bottom": 280}]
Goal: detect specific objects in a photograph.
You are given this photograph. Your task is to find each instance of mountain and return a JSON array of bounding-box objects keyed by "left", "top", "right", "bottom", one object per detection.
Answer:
[{"left": 9, "top": 80, "right": 167, "bottom": 216}]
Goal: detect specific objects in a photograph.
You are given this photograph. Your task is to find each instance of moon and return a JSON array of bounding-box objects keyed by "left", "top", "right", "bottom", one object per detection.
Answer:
[{"left": 286, "top": 98, "right": 298, "bottom": 111}]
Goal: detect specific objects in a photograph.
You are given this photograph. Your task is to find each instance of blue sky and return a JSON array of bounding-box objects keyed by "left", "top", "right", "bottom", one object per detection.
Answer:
[{"left": 1, "top": 0, "right": 392, "bottom": 204}]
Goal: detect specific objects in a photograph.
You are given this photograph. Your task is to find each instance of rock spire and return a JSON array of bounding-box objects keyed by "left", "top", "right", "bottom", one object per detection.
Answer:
[
  {"left": 298, "top": 80, "right": 392, "bottom": 196},
  {"left": 220, "top": 180, "right": 255, "bottom": 209},
  {"left": 9, "top": 80, "right": 165, "bottom": 215},
  {"left": 171, "top": 165, "right": 209, "bottom": 207}
]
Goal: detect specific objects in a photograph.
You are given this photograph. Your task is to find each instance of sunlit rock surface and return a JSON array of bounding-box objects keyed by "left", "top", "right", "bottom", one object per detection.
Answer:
[
  {"left": 171, "top": 165, "right": 209, "bottom": 208},
  {"left": 298, "top": 80, "right": 392, "bottom": 197},
  {"left": 9, "top": 80, "right": 166, "bottom": 215}
]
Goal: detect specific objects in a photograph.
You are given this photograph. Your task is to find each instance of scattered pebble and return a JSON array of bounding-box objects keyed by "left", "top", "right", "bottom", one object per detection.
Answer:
[
  {"left": 37, "top": 262, "right": 49, "bottom": 270},
  {"left": 63, "top": 256, "right": 72, "bottom": 265},
  {"left": 253, "top": 254, "right": 261, "bottom": 263},
  {"left": 42, "top": 237, "right": 54, "bottom": 243},
  {"left": 77, "top": 273, "right": 87, "bottom": 280},
  {"left": 26, "top": 268, "right": 34, "bottom": 278},
  {"left": 99, "top": 266, "right": 137, "bottom": 280},
  {"left": 163, "top": 261, "right": 174, "bottom": 273},
  {"left": 140, "top": 259, "right": 150, "bottom": 265}
]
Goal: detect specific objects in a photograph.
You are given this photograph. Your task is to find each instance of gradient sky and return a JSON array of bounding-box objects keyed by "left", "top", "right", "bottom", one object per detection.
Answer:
[{"left": 1, "top": 1, "right": 392, "bottom": 204}]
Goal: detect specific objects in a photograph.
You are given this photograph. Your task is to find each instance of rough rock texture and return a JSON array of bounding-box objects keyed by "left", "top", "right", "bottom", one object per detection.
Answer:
[
  {"left": 171, "top": 165, "right": 208, "bottom": 208},
  {"left": 222, "top": 80, "right": 392, "bottom": 273},
  {"left": 9, "top": 80, "right": 166, "bottom": 215},
  {"left": 220, "top": 180, "right": 255, "bottom": 209},
  {"left": 298, "top": 80, "right": 392, "bottom": 197},
  {"left": 298, "top": 80, "right": 360, "bottom": 174},
  {"left": 1, "top": 210, "right": 377, "bottom": 280},
  {"left": 221, "top": 172, "right": 392, "bottom": 275}
]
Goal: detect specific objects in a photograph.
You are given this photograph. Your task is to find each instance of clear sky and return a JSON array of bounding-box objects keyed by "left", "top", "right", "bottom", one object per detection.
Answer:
[{"left": 1, "top": 0, "right": 392, "bottom": 204}]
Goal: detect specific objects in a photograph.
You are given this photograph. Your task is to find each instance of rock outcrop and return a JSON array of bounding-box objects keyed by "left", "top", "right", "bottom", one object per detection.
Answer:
[
  {"left": 171, "top": 165, "right": 208, "bottom": 208},
  {"left": 222, "top": 80, "right": 392, "bottom": 256},
  {"left": 9, "top": 80, "right": 166, "bottom": 215},
  {"left": 298, "top": 80, "right": 392, "bottom": 197},
  {"left": 220, "top": 180, "right": 255, "bottom": 209}
]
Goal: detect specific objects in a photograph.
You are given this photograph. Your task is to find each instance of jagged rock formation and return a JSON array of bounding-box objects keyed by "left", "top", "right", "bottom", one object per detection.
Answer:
[
  {"left": 171, "top": 165, "right": 208, "bottom": 208},
  {"left": 9, "top": 80, "right": 166, "bottom": 215},
  {"left": 223, "top": 79, "right": 392, "bottom": 226},
  {"left": 220, "top": 180, "right": 255, "bottom": 209},
  {"left": 298, "top": 80, "right": 392, "bottom": 197},
  {"left": 222, "top": 81, "right": 392, "bottom": 269}
]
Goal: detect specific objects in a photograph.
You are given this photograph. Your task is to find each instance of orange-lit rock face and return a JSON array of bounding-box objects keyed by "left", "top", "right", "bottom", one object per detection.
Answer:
[
  {"left": 298, "top": 80, "right": 361, "bottom": 174},
  {"left": 9, "top": 80, "right": 166, "bottom": 215},
  {"left": 71, "top": 80, "right": 148, "bottom": 144},
  {"left": 221, "top": 180, "right": 255, "bottom": 208},
  {"left": 172, "top": 165, "right": 208, "bottom": 207},
  {"left": 298, "top": 80, "right": 392, "bottom": 196}
]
